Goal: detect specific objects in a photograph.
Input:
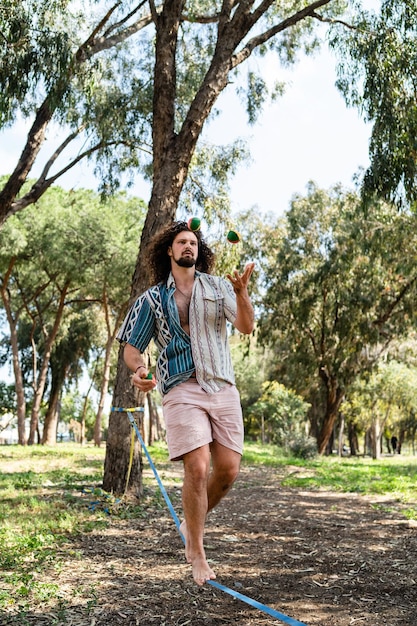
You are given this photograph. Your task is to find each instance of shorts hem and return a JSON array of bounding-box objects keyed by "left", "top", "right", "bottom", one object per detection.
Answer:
[{"left": 168, "top": 436, "right": 213, "bottom": 462}]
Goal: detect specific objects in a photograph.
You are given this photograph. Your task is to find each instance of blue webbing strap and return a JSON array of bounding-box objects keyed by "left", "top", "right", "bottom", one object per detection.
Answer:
[
  {"left": 113, "top": 407, "right": 308, "bottom": 626},
  {"left": 207, "top": 580, "right": 308, "bottom": 626}
]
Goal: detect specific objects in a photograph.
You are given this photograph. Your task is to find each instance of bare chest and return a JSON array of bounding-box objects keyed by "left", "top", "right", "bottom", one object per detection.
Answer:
[{"left": 174, "top": 288, "right": 192, "bottom": 334}]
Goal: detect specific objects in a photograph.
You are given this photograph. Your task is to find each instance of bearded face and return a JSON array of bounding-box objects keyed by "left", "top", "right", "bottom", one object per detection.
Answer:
[{"left": 168, "top": 231, "right": 198, "bottom": 268}]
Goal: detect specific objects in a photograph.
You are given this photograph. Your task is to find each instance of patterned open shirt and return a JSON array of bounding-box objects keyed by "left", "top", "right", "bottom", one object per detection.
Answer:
[{"left": 117, "top": 271, "right": 238, "bottom": 395}]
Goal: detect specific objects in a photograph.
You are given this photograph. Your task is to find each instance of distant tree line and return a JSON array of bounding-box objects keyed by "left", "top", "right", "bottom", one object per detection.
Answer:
[{"left": 0, "top": 182, "right": 146, "bottom": 445}]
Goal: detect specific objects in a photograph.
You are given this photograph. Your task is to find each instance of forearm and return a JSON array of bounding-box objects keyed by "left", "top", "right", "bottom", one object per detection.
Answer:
[
  {"left": 123, "top": 343, "right": 147, "bottom": 375},
  {"left": 234, "top": 291, "right": 255, "bottom": 334},
  {"left": 226, "top": 262, "right": 256, "bottom": 334},
  {"left": 123, "top": 343, "right": 156, "bottom": 391}
]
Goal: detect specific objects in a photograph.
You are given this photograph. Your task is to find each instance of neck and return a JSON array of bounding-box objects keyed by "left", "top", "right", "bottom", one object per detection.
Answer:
[{"left": 171, "top": 265, "right": 195, "bottom": 288}]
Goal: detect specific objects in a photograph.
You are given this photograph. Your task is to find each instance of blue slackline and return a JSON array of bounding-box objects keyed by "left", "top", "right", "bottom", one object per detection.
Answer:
[{"left": 112, "top": 407, "right": 308, "bottom": 626}]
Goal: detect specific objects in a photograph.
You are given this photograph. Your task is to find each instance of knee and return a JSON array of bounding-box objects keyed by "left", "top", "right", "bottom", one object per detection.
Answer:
[
  {"left": 184, "top": 456, "right": 210, "bottom": 485},
  {"left": 218, "top": 464, "right": 240, "bottom": 490}
]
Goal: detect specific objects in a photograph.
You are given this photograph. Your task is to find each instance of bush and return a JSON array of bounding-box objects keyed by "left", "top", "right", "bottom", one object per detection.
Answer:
[{"left": 287, "top": 434, "right": 318, "bottom": 460}]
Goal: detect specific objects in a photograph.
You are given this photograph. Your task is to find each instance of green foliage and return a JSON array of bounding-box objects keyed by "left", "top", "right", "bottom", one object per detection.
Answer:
[
  {"left": 60, "top": 391, "right": 97, "bottom": 439},
  {"left": 344, "top": 360, "right": 417, "bottom": 443},
  {"left": 231, "top": 336, "right": 266, "bottom": 417},
  {"left": 246, "top": 72, "right": 268, "bottom": 124},
  {"left": 0, "top": 0, "right": 73, "bottom": 125},
  {"left": 257, "top": 184, "right": 417, "bottom": 443},
  {"left": 287, "top": 434, "right": 318, "bottom": 459},
  {"left": 248, "top": 380, "right": 311, "bottom": 445},
  {"left": 0, "top": 184, "right": 146, "bottom": 435},
  {"left": 332, "top": 0, "right": 417, "bottom": 204},
  {"left": 0, "top": 382, "right": 15, "bottom": 414},
  {"left": 178, "top": 140, "right": 249, "bottom": 223}
]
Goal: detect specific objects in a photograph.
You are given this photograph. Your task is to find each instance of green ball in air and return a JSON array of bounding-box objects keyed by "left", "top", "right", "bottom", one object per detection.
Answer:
[
  {"left": 227, "top": 230, "right": 241, "bottom": 244},
  {"left": 187, "top": 217, "right": 201, "bottom": 231}
]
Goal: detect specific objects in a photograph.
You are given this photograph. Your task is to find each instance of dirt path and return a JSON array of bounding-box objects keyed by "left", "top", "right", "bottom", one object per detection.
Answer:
[{"left": 3, "top": 465, "right": 416, "bottom": 625}]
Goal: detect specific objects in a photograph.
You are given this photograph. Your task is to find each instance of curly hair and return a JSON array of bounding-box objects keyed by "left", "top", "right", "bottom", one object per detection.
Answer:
[{"left": 147, "top": 221, "right": 216, "bottom": 284}]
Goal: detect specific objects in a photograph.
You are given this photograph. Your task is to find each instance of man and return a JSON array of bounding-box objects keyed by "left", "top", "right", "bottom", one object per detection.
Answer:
[{"left": 117, "top": 221, "right": 255, "bottom": 586}]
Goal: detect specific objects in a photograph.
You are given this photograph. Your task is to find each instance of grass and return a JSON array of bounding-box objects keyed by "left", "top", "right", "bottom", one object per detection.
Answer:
[
  {"left": 1, "top": 440, "right": 416, "bottom": 617},
  {"left": 241, "top": 442, "right": 417, "bottom": 514},
  {"left": 282, "top": 454, "right": 417, "bottom": 497},
  {"left": 0, "top": 444, "right": 109, "bottom": 615}
]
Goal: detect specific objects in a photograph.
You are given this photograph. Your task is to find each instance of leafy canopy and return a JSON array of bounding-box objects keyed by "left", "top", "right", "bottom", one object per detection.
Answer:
[
  {"left": 258, "top": 183, "right": 417, "bottom": 394},
  {"left": 332, "top": 0, "right": 417, "bottom": 205}
]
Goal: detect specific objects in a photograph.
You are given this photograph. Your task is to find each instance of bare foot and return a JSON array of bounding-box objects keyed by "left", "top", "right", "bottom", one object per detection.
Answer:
[
  {"left": 179, "top": 520, "right": 191, "bottom": 563},
  {"left": 191, "top": 555, "right": 216, "bottom": 586}
]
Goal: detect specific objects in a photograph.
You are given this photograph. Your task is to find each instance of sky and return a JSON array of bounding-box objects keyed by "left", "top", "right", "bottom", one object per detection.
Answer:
[
  {"left": 0, "top": 44, "right": 372, "bottom": 222},
  {"left": 207, "top": 46, "right": 371, "bottom": 217}
]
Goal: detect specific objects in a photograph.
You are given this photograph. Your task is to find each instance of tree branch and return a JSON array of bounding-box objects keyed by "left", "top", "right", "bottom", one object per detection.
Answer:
[
  {"left": 80, "top": 2, "right": 122, "bottom": 50},
  {"left": 373, "top": 275, "right": 417, "bottom": 327},
  {"left": 77, "top": 13, "right": 154, "bottom": 60},
  {"left": 310, "top": 10, "right": 360, "bottom": 32},
  {"left": 103, "top": 2, "right": 148, "bottom": 37},
  {"left": 149, "top": 0, "right": 159, "bottom": 25},
  {"left": 232, "top": 0, "right": 333, "bottom": 67},
  {"left": 10, "top": 137, "right": 151, "bottom": 214}
]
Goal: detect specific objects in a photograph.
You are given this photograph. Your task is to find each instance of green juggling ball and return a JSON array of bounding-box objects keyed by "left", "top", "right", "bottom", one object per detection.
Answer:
[
  {"left": 187, "top": 217, "right": 201, "bottom": 231},
  {"left": 227, "top": 230, "right": 241, "bottom": 244}
]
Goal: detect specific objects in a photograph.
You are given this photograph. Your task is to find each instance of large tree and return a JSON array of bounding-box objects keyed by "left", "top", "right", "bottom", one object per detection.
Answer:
[{"left": 257, "top": 183, "right": 417, "bottom": 454}]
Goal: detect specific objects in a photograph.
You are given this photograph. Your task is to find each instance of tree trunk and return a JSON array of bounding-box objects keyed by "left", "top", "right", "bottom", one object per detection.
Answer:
[
  {"left": 317, "top": 375, "right": 344, "bottom": 455},
  {"left": 103, "top": 2, "right": 189, "bottom": 496},
  {"left": 371, "top": 415, "right": 381, "bottom": 459},
  {"left": 42, "top": 383, "right": 61, "bottom": 445},
  {"left": 28, "top": 282, "right": 70, "bottom": 444},
  {"left": 94, "top": 355, "right": 110, "bottom": 447},
  {"left": 146, "top": 393, "right": 155, "bottom": 447},
  {"left": 337, "top": 412, "right": 345, "bottom": 456},
  {"left": 364, "top": 428, "right": 372, "bottom": 456},
  {"left": 0, "top": 258, "right": 27, "bottom": 444},
  {"left": 3, "top": 303, "right": 27, "bottom": 445},
  {"left": 80, "top": 394, "right": 89, "bottom": 445},
  {"left": 398, "top": 428, "right": 405, "bottom": 454},
  {"left": 103, "top": 345, "right": 144, "bottom": 496},
  {"left": 42, "top": 356, "right": 70, "bottom": 445},
  {"left": 0, "top": 99, "right": 54, "bottom": 224},
  {"left": 94, "top": 297, "right": 126, "bottom": 447},
  {"left": 348, "top": 421, "right": 359, "bottom": 456}
]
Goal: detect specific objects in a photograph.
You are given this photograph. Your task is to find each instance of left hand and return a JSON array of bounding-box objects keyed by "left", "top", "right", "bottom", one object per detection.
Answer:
[
  {"left": 226, "top": 262, "right": 255, "bottom": 294},
  {"left": 131, "top": 370, "right": 157, "bottom": 392}
]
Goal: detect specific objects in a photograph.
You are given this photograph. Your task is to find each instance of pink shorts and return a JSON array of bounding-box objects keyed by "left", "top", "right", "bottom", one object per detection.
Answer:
[{"left": 162, "top": 379, "right": 244, "bottom": 461}]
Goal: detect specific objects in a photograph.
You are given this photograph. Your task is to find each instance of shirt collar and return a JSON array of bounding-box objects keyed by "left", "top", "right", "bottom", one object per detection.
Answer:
[{"left": 166, "top": 270, "right": 200, "bottom": 289}]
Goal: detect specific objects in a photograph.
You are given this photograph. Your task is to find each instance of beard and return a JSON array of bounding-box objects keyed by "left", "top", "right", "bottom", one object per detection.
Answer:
[{"left": 174, "top": 255, "right": 196, "bottom": 268}]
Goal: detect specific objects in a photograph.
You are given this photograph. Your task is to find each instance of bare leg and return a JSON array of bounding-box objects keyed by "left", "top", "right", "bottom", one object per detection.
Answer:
[
  {"left": 181, "top": 441, "right": 241, "bottom": 586},
  {"left": 181, "top": 445, "right": 215, "bottom": 586},
  {"left": 207, "top": 441, "right": 241, "bottom": 511}
]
